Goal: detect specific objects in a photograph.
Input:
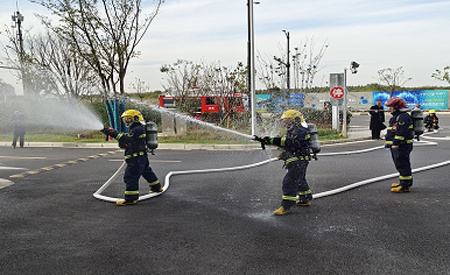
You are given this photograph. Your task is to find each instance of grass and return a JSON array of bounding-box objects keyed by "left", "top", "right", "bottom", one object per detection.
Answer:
[{"left": 0, "top": 127, "right": 345, "bottom": 144}]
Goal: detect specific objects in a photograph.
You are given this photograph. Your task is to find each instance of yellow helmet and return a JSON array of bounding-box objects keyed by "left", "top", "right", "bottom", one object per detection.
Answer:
[
  {"left": 121, "top": 109, "right": 144, "bottom": 126},
  {"left": 429, "top": 110, "right": 436, "bottom": 114},
  {"left": 280, "top": 109, "right": 304, "bottom": 124}
]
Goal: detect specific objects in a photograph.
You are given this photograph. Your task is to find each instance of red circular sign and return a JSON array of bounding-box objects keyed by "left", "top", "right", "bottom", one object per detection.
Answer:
[{"left": 330, "top": 86, "right": 345, "bottom": 99}]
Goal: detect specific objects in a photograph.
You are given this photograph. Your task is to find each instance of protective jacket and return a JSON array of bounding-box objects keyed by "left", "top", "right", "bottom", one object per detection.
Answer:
[
  {"left": 385, "top": 111, "right": 414, "bottom": 148},
  {"left": 424, "top": 115, "right": 439, "bottom": 130},
  {"left": 385, "top": 110, "right": 414, "bottom": 188},
  {"left": 271, "top": 125, "right": 311, "bottom": 165},
  {"left": 109, "top": 123, "right": 160, "bottom": 201},
  {"left": 270, "top": 124, "right": 312, "bottom": 208},
  {"left": 111, "top": 123, "right": 147, "bottom": 160}
]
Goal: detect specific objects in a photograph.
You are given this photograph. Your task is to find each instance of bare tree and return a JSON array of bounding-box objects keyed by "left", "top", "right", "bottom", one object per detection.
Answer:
[
  {"left": 129, "top": 77, "right": 151, "bottom": 101},
  {"left": 377, "top": 66, "right": 412, "bottom": 98},
  {"left": 27, "top": 31, "right": 99, "bottom": 98},
  {"left": 160, "top": 59, "right": 203, "bottom": 113},
  {"left": 291, "top": 38, "right": 329, "bottom": 93},
  {"left": 431, "top": 66, "right": 450, "bottom": 84},
  {"left": 160, "top": 59, "right": 248, "bottom": 119},
  {"left": 1, "top": 27, "right": 60, "bottom": 97},
  {"left": 257, "top": 38, "right": 329, "bottom": 94},
  {"left": 32, "top": 0, "right": 163, "bottom": 96}
]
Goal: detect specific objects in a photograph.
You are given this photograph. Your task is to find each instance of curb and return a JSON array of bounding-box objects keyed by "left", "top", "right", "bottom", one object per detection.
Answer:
[{"left": 0, "top": 137, "right": 372, "bottom": 150}]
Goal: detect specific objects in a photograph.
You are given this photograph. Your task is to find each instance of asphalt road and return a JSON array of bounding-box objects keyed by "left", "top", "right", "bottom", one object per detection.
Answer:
[{"left": 0, "top": 115, "right": 449, "bottom": 275}]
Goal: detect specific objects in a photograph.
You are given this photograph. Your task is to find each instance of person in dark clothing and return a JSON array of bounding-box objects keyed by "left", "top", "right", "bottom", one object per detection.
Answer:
[
  {"left": 369, "top": 99, "right": 385, "bottom": 139},
  {"left": 253, "top": 110, "right": 313, "bottom": 216},
  {"left": 101, "top": 109, "right": 162, "bottom": 206},
  {"left": 424, "top": 110, "right": 439, "bottom": 131},
  {"left": 12, "top": 111, "right": 26, "bottom": 148},
  {"left": 384, "top": 97, "right": 414, "bottom": 193}
]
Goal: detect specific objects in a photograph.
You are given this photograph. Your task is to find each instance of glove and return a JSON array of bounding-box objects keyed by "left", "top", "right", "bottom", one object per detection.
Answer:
[
  {"left": 263, "top": 136, "right": 272, "bottom": 145},
  {"left": 253, "top": 135, "right": 264, "bottom": 143},
  {"left": 101, "top": 127, "right": 115, "bottom": 136},
  {"left": 253, "top": 135, "right": 272, "bottom": 150}
]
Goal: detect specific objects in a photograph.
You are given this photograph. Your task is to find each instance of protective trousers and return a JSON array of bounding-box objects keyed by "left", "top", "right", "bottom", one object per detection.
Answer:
[
  {"left": 281, "top": 161, "right": 310, "bottom": 208},
  {"left": 123, "top": 155, "right": 159, "bottom": 201},
  {"left": 390, "top": 144, "right": 413, "bottom": 188}
]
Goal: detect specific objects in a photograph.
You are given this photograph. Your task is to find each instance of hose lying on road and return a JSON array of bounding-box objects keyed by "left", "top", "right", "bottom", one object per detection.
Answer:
[{"left": 93, "top": 139, "right": 442, "bottom": 203}]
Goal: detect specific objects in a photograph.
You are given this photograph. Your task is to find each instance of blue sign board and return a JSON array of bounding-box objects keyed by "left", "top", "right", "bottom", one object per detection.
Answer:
[{"left": 372, "top": 90, "right": 448, "bottom": 110}]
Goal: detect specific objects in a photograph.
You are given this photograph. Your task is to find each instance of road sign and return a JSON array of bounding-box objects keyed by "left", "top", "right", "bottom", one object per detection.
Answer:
[{"left": 330, "top": 86, "right": 345, "bottom": 99}]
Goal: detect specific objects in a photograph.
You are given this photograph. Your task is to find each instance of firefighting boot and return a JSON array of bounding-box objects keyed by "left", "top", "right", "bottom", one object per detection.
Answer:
[
  {"left": 148, "top": 187, "right": 163, "bottom": 194},
  {"left": 116, "top": 199, "right": 137, "bottom": 206},
  {"left": 296, "top": 194, "right": 313, "bottom": 206},
  {"left": 391, "top": 183, "right": 400, "bottom": 188},
  {"left": 273, "top": 206, "right": 291, "bottom": 216},
  {"left": 391, "top": 185, "right": 410, "bottom": 193},
  {"left": 296, "top": 200, "right": 311, "bottom": 206}
]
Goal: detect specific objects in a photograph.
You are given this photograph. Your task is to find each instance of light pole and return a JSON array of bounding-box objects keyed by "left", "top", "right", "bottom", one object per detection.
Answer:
[
  {"left": 247, "top": 0, "right": 259, "bottom": 136},
  {"left": 11, "top": 11, "right": 24, "bottom": 58},
  {"left": 282, "top": 29, "right": 290, "bottom": 103},
  {"left": 343, "top": 61, "right": 359, "bottom": 137},
  {"left": 12, "top": 10, "right": 26, "bottom": 96}
]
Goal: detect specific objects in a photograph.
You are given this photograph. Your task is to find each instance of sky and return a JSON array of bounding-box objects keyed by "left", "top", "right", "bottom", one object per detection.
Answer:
[{"left": 1, "top": 0, "right": 450, "bottom": 95}]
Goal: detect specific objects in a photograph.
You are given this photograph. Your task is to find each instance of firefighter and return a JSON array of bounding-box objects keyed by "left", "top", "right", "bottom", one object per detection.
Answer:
[
  {"left": 101, "top": 109, "right": 162, "bottom": 206},
  {"left": 424, "top": 110, "right": 439, "bottom": 131},
  {"left": 385, "top": 97, "right": 414, "bottom": 193},
  {"left": 254, "top": 110, "right": 313, "bottom": 215}
]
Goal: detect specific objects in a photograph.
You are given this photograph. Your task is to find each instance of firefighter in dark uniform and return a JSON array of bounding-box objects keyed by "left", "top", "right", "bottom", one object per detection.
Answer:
[
  {"left": 385, "top": 97, "right": 414, "bottom": 193},
  {"left": 254, "top": 110, "right": 313, "bottom": 215},
  {"left": 101, "top": 109, "right": 162, "bottom": 205},
  {"left": 424, "top": 110, "right": 439, "bottom": 131}
]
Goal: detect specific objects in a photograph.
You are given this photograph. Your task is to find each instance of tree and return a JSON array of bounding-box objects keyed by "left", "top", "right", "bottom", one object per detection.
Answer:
[
  {"left": 27, "top": 31, "right": 100, "bottom": 98},
  {"left": 377, "top": 66, "right": 412, "bottom": 98},
  {"left": 160, "top": 60, "right": 248, "bottom": 124},
  {"left": 129, "top": 77, "right": 151, "bottom": 101},
  {"left": 32, "top": 0, "right": 163, "bottom": 96},
  {"left": 160, "top": 59, "right": 203, "bottom": 113},
  {"left": 1, "top": 26, "right": 60, "bottom": 97},
  {"left": 257, "top": 38, "right": 328, "bottom": 108},
  {"left": 431, "top": 66, "right": 450, "bottom": 84}
]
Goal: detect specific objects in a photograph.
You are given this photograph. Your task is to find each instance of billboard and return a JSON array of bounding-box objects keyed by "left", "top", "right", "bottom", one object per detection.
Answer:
[
  {"left": 372, "top": 90, "right": 448, "bottom": 110},
  {"left": 255, "top": 93, "right": 304, "bottom": 111}
]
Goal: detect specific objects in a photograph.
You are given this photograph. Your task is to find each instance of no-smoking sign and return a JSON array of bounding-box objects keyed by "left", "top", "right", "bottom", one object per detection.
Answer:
[{"left": 330, "top": 86, "right": 345, "bottom": 99}]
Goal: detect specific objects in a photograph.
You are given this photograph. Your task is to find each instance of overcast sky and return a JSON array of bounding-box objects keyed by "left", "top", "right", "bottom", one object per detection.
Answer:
[{"left": 1, "top": 0, "right": 450, "bottom": 94}]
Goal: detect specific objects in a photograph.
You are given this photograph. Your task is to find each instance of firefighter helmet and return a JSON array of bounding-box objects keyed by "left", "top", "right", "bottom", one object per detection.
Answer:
[
  {"left": 429, "top": 110, "right": 436, "bottom": 114},
  {"left": 385, "top": 97, "right": 407, "bottom": 110},
  {"left": 121, "top": 109, "right": 144, "bottom": 127},
  {"left": 281, "top": 110, "right": 304, "bottom": 125}
]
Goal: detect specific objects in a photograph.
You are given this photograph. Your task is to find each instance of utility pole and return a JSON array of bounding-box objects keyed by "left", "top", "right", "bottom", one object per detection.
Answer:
[
  {"left": 247, "top": 0, "right": 259, "bottom": 136},
  {"left": 12, "top": 10, "right": 26, "bottom": 95},
  {"left": 282, "top": 30, "right": 290, "bottom": 98}
]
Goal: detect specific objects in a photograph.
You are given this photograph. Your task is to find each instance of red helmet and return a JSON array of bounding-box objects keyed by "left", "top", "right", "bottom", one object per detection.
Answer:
[{"left": 385, "top": 97, "right": 407, "bottom": 109}]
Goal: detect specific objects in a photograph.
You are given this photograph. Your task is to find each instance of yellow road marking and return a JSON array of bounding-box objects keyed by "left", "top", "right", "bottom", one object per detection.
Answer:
[{"left": 26, "top": 171, "right": 40, "bottom": 175}]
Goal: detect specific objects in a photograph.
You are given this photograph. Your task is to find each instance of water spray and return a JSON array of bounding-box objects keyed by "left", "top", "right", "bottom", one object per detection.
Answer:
[{"left": 129, "top": 99, "right": 254, "bottom": 140}]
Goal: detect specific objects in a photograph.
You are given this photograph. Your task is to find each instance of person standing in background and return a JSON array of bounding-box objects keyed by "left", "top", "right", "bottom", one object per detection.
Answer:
[
  {"left": 12, "top": 111, "right": 26, "bottom": 148},
  {"left": 369, "top": 99, "right": 385, "bottom": 139}
]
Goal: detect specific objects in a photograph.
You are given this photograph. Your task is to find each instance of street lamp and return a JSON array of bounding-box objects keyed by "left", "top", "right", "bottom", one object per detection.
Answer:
[
  {"left": 282, "top": 29, "right": 290, "bottom": 103},
  {"left": 343, "top": 61, "right": 360, "bottom": 137},
  {"left": 247, "top": 0, "right": 259, "bottom": 136},
  {"left": 11, "top": 11, "right": 24, "bottom": 59}
]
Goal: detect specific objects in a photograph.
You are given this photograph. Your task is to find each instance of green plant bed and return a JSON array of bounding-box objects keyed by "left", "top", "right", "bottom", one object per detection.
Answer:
[{"left": 0, "top": 127, "right": 344, "bottom": 144}]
